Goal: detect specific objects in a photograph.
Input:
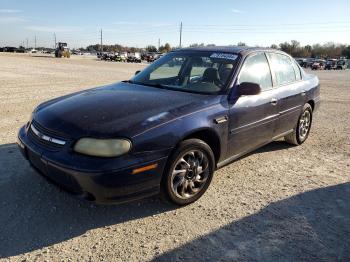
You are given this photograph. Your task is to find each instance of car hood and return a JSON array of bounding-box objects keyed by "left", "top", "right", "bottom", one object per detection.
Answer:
[{"left": 33, "top": 82, "right": 220, "bottom": 138}]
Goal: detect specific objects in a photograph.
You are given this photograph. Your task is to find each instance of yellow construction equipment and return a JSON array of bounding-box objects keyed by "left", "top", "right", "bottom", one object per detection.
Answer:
[{"left": 55, "top": 42, "right": 70, "bottom": 58}]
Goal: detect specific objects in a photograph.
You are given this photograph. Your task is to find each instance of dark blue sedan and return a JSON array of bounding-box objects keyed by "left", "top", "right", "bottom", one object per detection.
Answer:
[{"left": 17, "top": 46, "right": 320, "bottom": 205}]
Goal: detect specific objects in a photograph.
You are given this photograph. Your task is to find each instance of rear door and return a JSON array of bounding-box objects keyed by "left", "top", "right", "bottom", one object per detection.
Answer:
[
  {"left": 266, "top": 53, "right": 306, "bottom": 136},
  {"left": 227, "top": 52, "right": 279, "bottom": 158}
]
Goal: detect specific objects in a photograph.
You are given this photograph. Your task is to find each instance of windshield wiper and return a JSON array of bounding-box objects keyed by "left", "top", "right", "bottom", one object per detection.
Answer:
[
  {"left": 122, "top": 80, "right": 166, "bottom": 89},
  {"left": 136, "top": 82, "right": 166, "bottom": 89}
]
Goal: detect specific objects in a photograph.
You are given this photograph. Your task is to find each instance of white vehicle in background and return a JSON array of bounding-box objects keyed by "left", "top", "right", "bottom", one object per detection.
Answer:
[
  {"left": 30, "top": 49, "right": 38, "bottom": 53},
  {"left": 127, "top": 52, "right": 142, "bottom": 63}
]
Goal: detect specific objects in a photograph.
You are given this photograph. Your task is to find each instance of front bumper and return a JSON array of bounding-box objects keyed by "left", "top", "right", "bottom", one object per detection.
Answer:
[{"left": 17, "top": 125, "right": 168, "bottom": 204}]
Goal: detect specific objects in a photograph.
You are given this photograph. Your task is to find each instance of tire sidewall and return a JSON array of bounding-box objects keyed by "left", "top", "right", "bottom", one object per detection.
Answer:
[
  {"left": 296, "top": 104, "right": 313, "bottom": 144},
  {"left": 161, "top": 139, "right": 215, "bottom": 205}
]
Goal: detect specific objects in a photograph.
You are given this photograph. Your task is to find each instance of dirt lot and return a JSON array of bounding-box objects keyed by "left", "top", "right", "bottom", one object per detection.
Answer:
[{"left": 0, "top": 53, "right": 349, "bottom": 261}]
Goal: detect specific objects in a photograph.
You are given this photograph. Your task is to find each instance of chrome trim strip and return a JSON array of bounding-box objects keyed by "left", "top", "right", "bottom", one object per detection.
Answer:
[
  {"left": 230, "top": 113, "right": 279, "bottom": 135},
  {"left": 30, "top": 124, "right": 66, "bottom": 146}
]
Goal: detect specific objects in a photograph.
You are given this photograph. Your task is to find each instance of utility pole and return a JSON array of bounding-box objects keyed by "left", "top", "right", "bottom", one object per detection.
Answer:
[
  {"left": 179, "top": 22, "right": 183, "bottom": 48},
  {"left": 34, "top": 35, "right": 37, "bottom": 50},
  {"left": 26, "top": 38, "right": 28, "bottom": 49},
  {"left": 158, "top": 38, "right": 160, "bottom": 51},
  {"left": 100, "top": 29, "right": 103, "bottom": 53},
  {"left": 54, "top": 33, "right": 57, "bottom": 48}
]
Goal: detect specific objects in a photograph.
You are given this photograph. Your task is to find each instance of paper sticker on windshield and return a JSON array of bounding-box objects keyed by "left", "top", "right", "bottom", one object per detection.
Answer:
[{"left": 210, "top": 53, "right": 238, "bottom": 60}]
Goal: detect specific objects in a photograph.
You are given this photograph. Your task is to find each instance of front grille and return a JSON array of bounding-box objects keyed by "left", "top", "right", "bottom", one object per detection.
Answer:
[{"left": 28, "top": 121, "right": 68, "bottom": 150}]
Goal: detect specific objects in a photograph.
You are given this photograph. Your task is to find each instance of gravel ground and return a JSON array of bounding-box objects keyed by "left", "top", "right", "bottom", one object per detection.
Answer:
[{"left": 0, "top": 53, "right": 349, "bottom": 261}]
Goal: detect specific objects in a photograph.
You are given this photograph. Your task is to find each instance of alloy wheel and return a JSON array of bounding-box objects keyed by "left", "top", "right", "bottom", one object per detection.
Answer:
[
  {"left": 170, "top": 150, "right": 209, "bottom": 200},
  {"left": 299, "top": 110, "right": 311, "bottom": 140}
]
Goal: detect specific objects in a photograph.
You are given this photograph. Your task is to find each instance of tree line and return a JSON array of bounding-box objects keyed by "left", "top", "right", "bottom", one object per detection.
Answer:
[
  {"left": 82, "top": 41, "right": 350, "bottom": 58},
  {"left": 84, "top": 43, "right": 172, "bottom": 53},
  {"left": 272, "top": 40, "right": 350, "bottom": 58},
  {"left": 188, "top": 41, "right": 350, "bottom": 58}
]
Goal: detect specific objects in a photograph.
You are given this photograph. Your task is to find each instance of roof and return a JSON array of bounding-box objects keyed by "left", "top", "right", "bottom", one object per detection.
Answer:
[{"left": 175, "top": 46, "right": 273, "bottom": 55}]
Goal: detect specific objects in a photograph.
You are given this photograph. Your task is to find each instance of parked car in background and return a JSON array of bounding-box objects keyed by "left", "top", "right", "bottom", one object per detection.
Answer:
[
  {"left": 311, "top": 59, "right": 326, "bottom": 70},
  {"left": 144, "top": 52, "right": 163, "bottom": 62},
  {"left": 325, "top": 59, "right": 338, "bottom": 70},
  {"left": 101, "top": 52, "right": 114, "bottom": 61},
  {"left": 17, "top": 46, "right": 320, "bottom": 205},
  {"left": 336, "top": 59, "right": 348, "bottom": 70},
  {"left": 296, "top": 58, "right": 307, "bottom": 68},
  {"left": 113, "top": 52, "right": 127, "bottom": 62},
  {"left": 127, "top": 52, "right": 142, "bottom": 63},
  {"left": 4, "top": 46, "right": 17, "bottom": 52}
]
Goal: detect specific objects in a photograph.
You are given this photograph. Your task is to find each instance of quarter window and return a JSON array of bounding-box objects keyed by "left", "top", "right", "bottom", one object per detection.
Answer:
[
  {"left": 267, "top": 53, "right": 296, "bottom": 85},
  {"left": 238, "top": 53, "right": 272, "bottom": 90},
  {"left": 291, "top": 59, "right": 302, "bottom": 80}
]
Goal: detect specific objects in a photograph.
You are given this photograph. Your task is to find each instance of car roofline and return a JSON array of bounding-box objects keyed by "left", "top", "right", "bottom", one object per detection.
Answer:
[{"left": 170, "top": 46, "right": 288, "bottom": 57}]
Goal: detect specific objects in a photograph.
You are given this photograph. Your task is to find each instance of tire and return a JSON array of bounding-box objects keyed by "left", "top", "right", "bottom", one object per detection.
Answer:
[
  {"left": 284, "top": 103, "right": 313, "bottom": 145},
  {"left": 160, "top": 139, "right": 215, "bottom": 206}
]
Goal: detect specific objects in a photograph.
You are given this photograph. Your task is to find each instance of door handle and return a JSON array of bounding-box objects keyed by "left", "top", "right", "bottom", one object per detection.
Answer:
[
  {"left": 301, "top": 90, "right": 306, "bottom": 96},
  {"left": 270, "top": 98, "right": 278, "bottom": 106}
]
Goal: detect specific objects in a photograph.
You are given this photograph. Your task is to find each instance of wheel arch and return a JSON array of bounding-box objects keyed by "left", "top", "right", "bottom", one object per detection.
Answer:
[
  {"left": 307, "top": 100, "right": 315, "bottom": 111},
  {"left": 180, "top": 128, "right": 222, "bottom": 165}
]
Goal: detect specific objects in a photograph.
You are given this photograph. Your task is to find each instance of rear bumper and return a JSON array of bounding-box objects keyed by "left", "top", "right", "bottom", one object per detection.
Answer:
[{"left": 17, "top": 126, "right": 168, "bottom": 204}]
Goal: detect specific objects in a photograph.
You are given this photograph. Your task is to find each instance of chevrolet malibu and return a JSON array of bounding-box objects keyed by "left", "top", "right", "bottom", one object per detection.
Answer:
[{"left": 17, "top": 46, "right": 320, "bottom": 205}]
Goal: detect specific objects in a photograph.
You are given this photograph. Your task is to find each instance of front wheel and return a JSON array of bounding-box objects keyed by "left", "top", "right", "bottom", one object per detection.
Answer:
[
  {"left": 284, "top": 103, "right": 313, "bottom": 145},
  {"left": 160, "top": 139, "right": 215, "bottom": 205}
]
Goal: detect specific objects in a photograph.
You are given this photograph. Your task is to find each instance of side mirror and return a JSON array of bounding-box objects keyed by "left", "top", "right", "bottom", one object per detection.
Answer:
[
  {"left": 135, "top": 70, "right": 141, "bottom": 75},
  {"left": 237, "top": 82, "right": 261, "bottom": 96}
]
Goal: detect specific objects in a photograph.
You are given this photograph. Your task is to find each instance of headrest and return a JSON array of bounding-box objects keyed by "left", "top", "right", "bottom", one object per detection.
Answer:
[{"left": 202, "top": 68, "right": 220, "bottom": 83}]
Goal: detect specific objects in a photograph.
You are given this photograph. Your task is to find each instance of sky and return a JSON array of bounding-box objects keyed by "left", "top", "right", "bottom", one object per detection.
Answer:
[{"left": 1, "top": 0, "right": 350, "bottom": 49}]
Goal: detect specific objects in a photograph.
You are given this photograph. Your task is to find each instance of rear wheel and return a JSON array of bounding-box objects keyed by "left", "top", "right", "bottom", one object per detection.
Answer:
[
  {"left": 161, "top": 139, "right": 215, "bottom": 206},
  {"left": 284, "top": 103, "right": 313, "bottom": 145}
]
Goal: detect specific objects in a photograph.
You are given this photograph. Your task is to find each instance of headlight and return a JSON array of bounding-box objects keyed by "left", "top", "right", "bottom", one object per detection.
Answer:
[{"left": 74, "top": 138, "right": 131, "bottom": 157}]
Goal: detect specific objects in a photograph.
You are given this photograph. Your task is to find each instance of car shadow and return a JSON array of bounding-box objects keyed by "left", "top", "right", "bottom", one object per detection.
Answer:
[
  {"left": 0, "top": 143, "right": 174, "bottom": 258},
  {"left": 254, "top": 140, "right": 293, "bottom": 153},
  {"left": 0, "top": 140, "right": 333, "bottom": 259},
  {"left": 153, "top": 182, "right": 350, "bottom": 261}
]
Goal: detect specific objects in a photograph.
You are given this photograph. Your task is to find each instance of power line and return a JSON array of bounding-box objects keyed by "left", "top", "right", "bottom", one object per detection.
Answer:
[{"left": 184, "top": 21, "right": 350, "bottom": 28}]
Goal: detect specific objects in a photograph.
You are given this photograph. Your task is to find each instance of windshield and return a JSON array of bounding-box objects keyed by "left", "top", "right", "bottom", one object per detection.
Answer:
[{"left": 131, "top": 51, "right": 238, "bottom": 94}]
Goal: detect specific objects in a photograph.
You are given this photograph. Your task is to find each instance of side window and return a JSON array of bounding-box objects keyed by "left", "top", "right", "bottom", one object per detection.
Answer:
[
  {"left": 267, "top": 53, "right": 296, "bottom": 85},
  {"left": 291, "top": 59, "right": 302, "bottom": 81},
  {"left": 238, "top": 53, "right": 272, "bottom": 90}
]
